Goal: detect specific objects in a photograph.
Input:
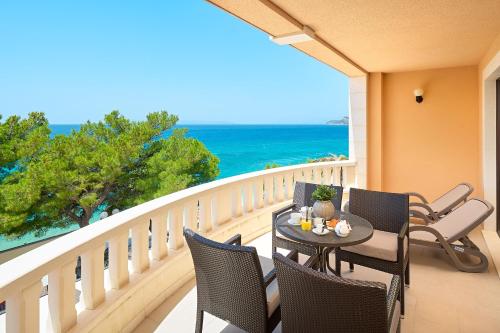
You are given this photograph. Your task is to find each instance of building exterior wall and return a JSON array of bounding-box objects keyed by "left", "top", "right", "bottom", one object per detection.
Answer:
[
  {"left": 367, "top": 66, "right": 480, "bottom": 200},
  {"left": 479, "top": 32, "right": 500, "bottom": 231}
]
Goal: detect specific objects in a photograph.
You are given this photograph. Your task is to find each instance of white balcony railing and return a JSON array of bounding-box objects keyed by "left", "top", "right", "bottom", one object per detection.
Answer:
[{"left": 0, "top": 160, "right": 356, "bottom": 333}]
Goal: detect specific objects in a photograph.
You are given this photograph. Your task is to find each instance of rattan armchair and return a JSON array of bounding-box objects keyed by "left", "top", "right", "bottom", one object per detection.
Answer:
[
  {"left": 335, "top": 188, "right": 409, "bottom": 316},
  {"left": 184, "top": 228, "right": 297, "bottom": 333},
  {"left": 273, "top": 252, "right": 401, "bottom": 333},
  {"left": 272, "top": 182, "right": 343, "bottom": 256}
]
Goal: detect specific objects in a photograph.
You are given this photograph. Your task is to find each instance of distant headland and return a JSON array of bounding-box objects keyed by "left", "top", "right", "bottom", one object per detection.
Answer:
[{"left": 326, "top": 116, "right": 349, "bottom": 125}]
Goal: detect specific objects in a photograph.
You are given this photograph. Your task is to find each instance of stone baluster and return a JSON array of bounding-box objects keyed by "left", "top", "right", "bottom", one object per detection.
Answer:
[
  {"left": 313, "top": 167, "right": 322, "bottom": 184},
  {"left": 151, "top": 213, "right": 168, "bottom": 261},
  {"left": 285, "top": 172, "right": 294, "bottom": 199},
  {"left": 332, "top": 166, "right": 341, "bottom": 185},
  {"left": 345, "top": 165, "right": 357, "bottom": 188},
  {"left": 48, "top": 260, "right": 77, "bottom": 333},
  {"left": 6, "top": 280, "right": 42, "bottom": 333},
  {"left": 232, "top": 185, "right": 243, "bottom": 218},
  {"left": 109, "top": 232, "right": 129, "bottom": 289},
  {"left": 243, "top": 181, "right": 254, "bottom": 213},
  {"left": 306, "top": 168, "right": 314, "bottom": 182},
  {"left": 183, "top": 200, "right": 198, "bottom": 231},
  {"left": 132, "top": 221, "right": 150, "bottom": 274},
  {"left": 168, "top": 206, "right": 184, "bottom": 250},
  {"left": 275, "top": 173, "right": 285, "bottom": 202},
  {"left": 264, "top": 176, "right": 274, "bottom": 205},
  {"left": 198, "top": 196, "right": 212, "bottom": 233},
  {"left": 322, "top": 167, "right": 332, "bottom": 184},
  {"left": 213, "top": 188, "right": 232, "bottom": 225},
  {"left": 254, "top": 178, "right": 264, "bottom": 209},
  {"left": 81, "top": 245, "right": 105, "bottom": 309},
  {"left": 296, "top": 169, "right": 305, "bottom": 183}
]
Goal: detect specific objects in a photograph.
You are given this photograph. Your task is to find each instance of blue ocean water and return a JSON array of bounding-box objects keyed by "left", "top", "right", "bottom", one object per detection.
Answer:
[
  {"left": 0, "top": 124, "right": 348, "bottom": 251},
  {"left": 182, "top": 125, "right": 348, "bottom": 178}
]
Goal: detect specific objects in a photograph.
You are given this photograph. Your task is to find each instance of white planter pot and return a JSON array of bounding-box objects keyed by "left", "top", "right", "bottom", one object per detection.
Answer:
[{"left": 312, "top": 200, "right": 335, "bottom": 220}]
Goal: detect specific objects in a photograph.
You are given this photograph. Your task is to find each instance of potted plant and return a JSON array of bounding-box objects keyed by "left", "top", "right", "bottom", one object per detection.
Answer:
[{"left": 311, "top": 185, "right": 337, "bottom": 219}]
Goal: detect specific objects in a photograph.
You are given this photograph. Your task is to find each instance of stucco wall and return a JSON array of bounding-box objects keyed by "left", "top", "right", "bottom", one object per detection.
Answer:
[
  {"left": 478, "top": 32, "right": 500, "bottom": 230},
  {"left": 480, "top": 33, "right": 500, "bottom": 72},
  {"left": 367, "top": 66, "right": 480, "bottom": 200},
  {"left": 367, "top": 73, "right": 383, "bottom": 191},
  {"left": 478, "top": 32, "right": 500, "bottom": 196}
]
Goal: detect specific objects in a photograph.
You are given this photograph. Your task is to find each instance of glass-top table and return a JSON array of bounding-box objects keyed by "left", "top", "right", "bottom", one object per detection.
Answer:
[{"left": 276, "top": 210, "right": 373, "bottom": 273}]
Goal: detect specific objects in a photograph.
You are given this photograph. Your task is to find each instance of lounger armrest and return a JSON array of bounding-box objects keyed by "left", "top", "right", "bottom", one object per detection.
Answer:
[
  {"left": 264, "top": 250, "right": 299, "bottom": 287},
  {"left": 409, "top": 202, "right": 439, "bottom": 222},
  {"left": 405, "top": 192, "right": 428, "bottom": 203},
  {"left": 224, "top": 234, "right": 242, "bottom": 246},
  {"left": 303, "top": 254, "right": 320, "bottom": 269},
  {"left": 386, "top": 275, "right": 401, "bottom": 324}
]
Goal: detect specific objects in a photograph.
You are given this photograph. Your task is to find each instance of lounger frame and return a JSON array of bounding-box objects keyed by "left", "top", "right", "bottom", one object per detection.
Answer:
[
  {"left": 407, "top": 183, "right": 473, "bottom": 223},
  {"left": 409, "top": 198, "right": 493, "bottom": 273}
]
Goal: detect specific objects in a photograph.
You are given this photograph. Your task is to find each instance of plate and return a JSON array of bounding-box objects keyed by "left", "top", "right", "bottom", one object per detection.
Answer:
[
  {"left": 312, "top": 228, "right": 330, "bottom": 236},
  {"left": 288, "top": 219, "right": 301, "bottom": 226}
]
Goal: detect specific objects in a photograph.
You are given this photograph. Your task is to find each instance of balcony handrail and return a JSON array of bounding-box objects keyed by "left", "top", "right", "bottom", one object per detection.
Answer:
[
  {"left": 0, "top": 160, "right": 355, "bottom": 295},
  {"left": 0, "top": 160, "right": 357, "bottom": 332}
]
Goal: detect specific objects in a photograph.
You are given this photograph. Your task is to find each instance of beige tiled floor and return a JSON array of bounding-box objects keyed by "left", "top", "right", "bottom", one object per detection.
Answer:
[{"left": 134, "top": 228, "right": 500, "bottom": 333}]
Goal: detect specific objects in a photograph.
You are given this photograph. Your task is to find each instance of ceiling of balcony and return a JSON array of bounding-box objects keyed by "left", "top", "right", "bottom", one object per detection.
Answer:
[{"left": 208, "top": 0, "right": 500, "bottom": 76}]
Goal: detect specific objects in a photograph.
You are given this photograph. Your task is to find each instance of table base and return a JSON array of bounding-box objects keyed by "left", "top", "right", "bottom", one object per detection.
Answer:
[{"left": 315, "top": 246, "right": 339, "bottom": 275}]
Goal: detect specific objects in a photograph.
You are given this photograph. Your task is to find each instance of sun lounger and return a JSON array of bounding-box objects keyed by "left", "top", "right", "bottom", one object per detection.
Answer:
[
  {"left": 409, "top": 198, "right": 493, "bottom": 272},
  {"left": 407, "top": 183, "right": 473, "bottom": 224}
]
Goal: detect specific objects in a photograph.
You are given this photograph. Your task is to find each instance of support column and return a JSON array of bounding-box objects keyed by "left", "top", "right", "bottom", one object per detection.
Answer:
[
  {"left": 367, "top": 73, "right": 384, "bottom": 191},
  {"left": 349, "top": 75, "right": 368, "bottom": 189}
]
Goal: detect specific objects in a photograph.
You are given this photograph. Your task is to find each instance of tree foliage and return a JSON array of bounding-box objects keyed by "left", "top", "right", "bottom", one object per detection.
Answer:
[
  {"left": 0, "top": 112, "right": 50, "bottom": 177},
  {"left": 0, "top": 111, "right": 219, "bottom": 238}
]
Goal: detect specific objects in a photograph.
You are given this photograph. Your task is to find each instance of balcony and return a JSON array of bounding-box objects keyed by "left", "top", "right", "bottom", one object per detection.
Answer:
[
  {"left": 2, "top": 1, "right": 500, "bottom": 332},
  {"left": 136, "top": 229, "right": 500, "bottom": 333},
  {"left": 0, "top": 159, "right": 499, "bottom": 333},
  {"left": 0, "top": 161, "right": 358, "bottom": 333}
]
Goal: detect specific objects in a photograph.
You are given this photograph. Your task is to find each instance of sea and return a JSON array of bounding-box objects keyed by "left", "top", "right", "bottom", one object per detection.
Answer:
[{"left": 0, "top": 124, "right": 348, "bottom": 251}]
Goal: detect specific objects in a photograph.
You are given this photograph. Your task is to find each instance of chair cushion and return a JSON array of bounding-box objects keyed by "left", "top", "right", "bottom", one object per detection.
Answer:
[
  {"left": 343, "top": 229, "right": 408, "bottom": 262},
  {"left": 276, "top": 230, "right": 299, "bottom": 243},
  {"left": 390, "top": 301, "right": 401, "bottom": 333},
  {"left": 259, "top": 256, "right": 280, "bottom": 317}
]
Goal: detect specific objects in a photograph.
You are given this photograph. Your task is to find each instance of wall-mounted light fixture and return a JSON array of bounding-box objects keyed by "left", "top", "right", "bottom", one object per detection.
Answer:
[
  {"left": 269, "top": 26, "right": 315, "bottom": 45},
  {"left": 414, "top": 89, "right": 424, "bottom": 103}
]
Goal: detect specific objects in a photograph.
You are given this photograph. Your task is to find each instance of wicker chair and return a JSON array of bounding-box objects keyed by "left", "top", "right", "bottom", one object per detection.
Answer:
[
  {"left": 184, "top": 228, "right": 297, "bottom": 333},
  {"left": 273, "top": 253, "right": 401, "bottom": 333},
  {"left": 272, "top": 182, "right": 344, "bottom": 256},
  {"left": 335, "top": 188, "right": 409, "bottom": 316}
]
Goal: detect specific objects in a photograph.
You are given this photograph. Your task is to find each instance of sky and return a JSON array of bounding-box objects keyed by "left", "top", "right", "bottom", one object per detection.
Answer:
[{"left": 0, "top": 0, "right": 348, "bottom": 124}]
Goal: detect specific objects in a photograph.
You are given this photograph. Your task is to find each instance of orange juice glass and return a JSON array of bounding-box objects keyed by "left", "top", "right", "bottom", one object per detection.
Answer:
[{"left": 300, "top": 219, "right": 312, "bottom": 231}]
